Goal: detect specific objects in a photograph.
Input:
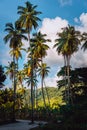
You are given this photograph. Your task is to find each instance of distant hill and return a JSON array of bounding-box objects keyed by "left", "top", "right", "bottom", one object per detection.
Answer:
[{"left": 23, "top": 87, "right": 65, "bottom": 108}]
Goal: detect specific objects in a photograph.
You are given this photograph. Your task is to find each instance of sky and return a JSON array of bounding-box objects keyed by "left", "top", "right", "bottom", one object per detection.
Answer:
[{"left": 0, "top": 0, "right": 87, "bottom": 88}]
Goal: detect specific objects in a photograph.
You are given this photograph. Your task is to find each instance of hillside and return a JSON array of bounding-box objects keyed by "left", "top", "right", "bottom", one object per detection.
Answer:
[{"left": 23, "top": 87, "right": 65, "bottom": 108}]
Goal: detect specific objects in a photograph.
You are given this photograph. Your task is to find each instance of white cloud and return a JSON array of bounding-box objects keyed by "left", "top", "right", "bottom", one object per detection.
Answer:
[
  {"left": 75, "top": 13, "right": 87, "bottom": 33},
  {"left": 58, "top": 0, "right": 72, "bottom": 6},
  {"left": 39, "top": 17, "right": 68, "bottom": 66},
  {"left": 71, "top": 47, "right": 87, "bottom": 68},
  {"left": 72, "top": 13, "right": 87, "bottom": 68},
  {"left": 39, "top": 17, "right": 68, "bottom": 42},
  {"left": 80, "top": 13, "right": 87, "bottom": 27}
]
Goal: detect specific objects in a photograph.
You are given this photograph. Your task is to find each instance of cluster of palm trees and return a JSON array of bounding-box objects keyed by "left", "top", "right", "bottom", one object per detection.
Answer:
[
  {"left": 3, "top": 1, "right": 87, "bottom": 122},
  {"left": 4, "top": 1, "right": 51, "bottom": 122},
  {"left": 54, "top": 25, "right": 87, "bottom": 104}
]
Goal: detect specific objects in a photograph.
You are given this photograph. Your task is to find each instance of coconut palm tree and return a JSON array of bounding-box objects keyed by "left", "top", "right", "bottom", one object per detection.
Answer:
[
  {"left": 4, "top": 22, "right": 27, "bottom": 120},
  {"left": 54, "top": 25, "right": 81, "bottom": 103},
  {"left": 5, "top": 61, "right": 15, "bottom": 82},
  {"left": 5, "top": 61, "right": 17, "bottom": 120},
  {"left": 38, "top": 63, "right": 50, "bottom": 107},
  {"left": 10, "top": 44, "right": 26, "bottom": 71},
  {"left": 30, "top": 32, "right": 51, "bottom": 107},
  {"left": 17, "top": 1, "right": 41, "bottom": 44},
  {"left": 17, "top": 2, "right": 41, "bottom": 122},
  {"left": 31, "top": 32, "right": 50, "bottom": 61}
]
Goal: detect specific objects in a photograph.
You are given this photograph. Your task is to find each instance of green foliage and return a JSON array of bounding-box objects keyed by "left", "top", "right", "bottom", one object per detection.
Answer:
[
  {"left": 0, "top": 65, "right": 6, "bottom": 88},
  {"left": 0, "top": 88, "right": 24, "bottom": 122},
  {"left": 23, "top": 87, "right": 65, "bottom": 109}
]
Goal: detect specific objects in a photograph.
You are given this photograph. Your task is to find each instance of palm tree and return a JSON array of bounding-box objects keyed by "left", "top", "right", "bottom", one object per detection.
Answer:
[
  {"left": 17, "top": 2, "right": 41, "bottom": 122},
  {"left": 17, "top": 1, "right": 41, "bottom": 44},
  {"left": 5, "top": 61, "right": 17, "bottom": 120},
  {"left": 31, "top": 32, "right": 50, "bottom": 60},
  {"left": 5, "top": 61, "right": 15, "bottom": 82},
  {"left": 54, "top": 25, "right": 81, "bottom": 103},
  {"left": 4, "top": 22, "right": 27, "bottom": 120},
  {"left": 44, "top": 81, "right": 51, "bottom": 107},
  {"left": 10, "top": 44, "right": 26, "bottom": 71},
  {"left": 38, "top": 63, "right": 50, "bottom": 107},
  {"left": 30, "top": 32, "right": 51, "bottom": 107}
]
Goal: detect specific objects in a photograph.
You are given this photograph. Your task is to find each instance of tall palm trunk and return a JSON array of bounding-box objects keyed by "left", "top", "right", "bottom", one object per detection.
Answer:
[
  {"left": 28, "top": 30, "right": 34, "bottom": 123},
  {"left": 41, "top": 59, "right": 46, "bottom": 108},
  {"left": 44, "top": 81, "right": 50, "bottom": 106},
  {"left": 34, "top": 69, "right": 38, "bottom": 108},
  {"left": 64, "top": 55, "right": 67, "bottom": 103},
  {"left": 41, "top": 76, "right": 46, "bottom": 107},
  {"left": 66, "top": 55, "right": 70, "bottom": 104},
  {"left": 13, "top": 52, "right": 16, "bottom": 121},
  {"left": 35, "top": 85, "right": 38, "bottom": 108}
]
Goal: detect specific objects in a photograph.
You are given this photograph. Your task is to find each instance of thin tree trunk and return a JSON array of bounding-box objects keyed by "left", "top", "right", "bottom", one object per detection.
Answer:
[
  {"left": 64, "top": 55, "right": 67, "bottom": 103},
  {"left": 41, "top": 76, "right": 46, "bottom": 107},
  {"left": 34, "top": 69, "right": 38, "bottom": 108},
  {"left": 28, "top": 29, "right": 34, "bottom": 123},
  {"left": 44, "top": 81, "right": 50, "bottom": 106},
  {"left": 31, "top": 51, "right": 34, "bottom": 123},
  {"left": 13, "top": 53, "right": 16, "bottom": 121},
  {"left": 41, "top": 58, "right": 46, "bottom": 108},
  {"left": 66, "top": 55, "right": 70, "bottom": 104}
]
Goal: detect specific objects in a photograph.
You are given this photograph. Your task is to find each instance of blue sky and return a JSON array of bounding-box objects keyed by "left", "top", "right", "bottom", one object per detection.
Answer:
[{"left": 0, "top": 0, "right": 87, "bottom": 88}]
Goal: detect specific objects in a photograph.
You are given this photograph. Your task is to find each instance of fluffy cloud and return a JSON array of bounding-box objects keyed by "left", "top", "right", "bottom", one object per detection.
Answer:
[
  {"left": 39, "top": 17, "right": 68, "bottom": 42},
  {"left": 80, "top": 13, "right": 87, "bottom": 27},
  {"left": 58, "top": 0, "right": 72, "bottom": 6},
  {"left": 75, "top": 13, "right": 87, "bottom": 33},
  {"left": 72, "top": 13, "right": 87, "bottom": 68},
  {"left": 39, "top": 17, "right": 68, "bottom": 66}
]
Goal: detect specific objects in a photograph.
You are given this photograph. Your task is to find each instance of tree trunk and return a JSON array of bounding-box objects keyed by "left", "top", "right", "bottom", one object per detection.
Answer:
[
  {"left": 41, "top": 59, "right": 46, "bottom": 108},
  {"left": 28, "top": 30, "right": 34, "bottom": 123},
  {"left": 44, "top": 81, "right": 50, "bottom": 106},
  {"left": 66, "top": 55, "right": 70, "bottom": 104},
  {"left": 34, "top": 69, "right": 38, "bottom": 108},
  {"left": 64, "top": 55, "right": 67, "bottom": 103},
  {"left": 13, "top": 53, "right": 16, "bottom": 121},
  {"left": 41, "top": 76, "right": 46, "bottom": 107}
]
